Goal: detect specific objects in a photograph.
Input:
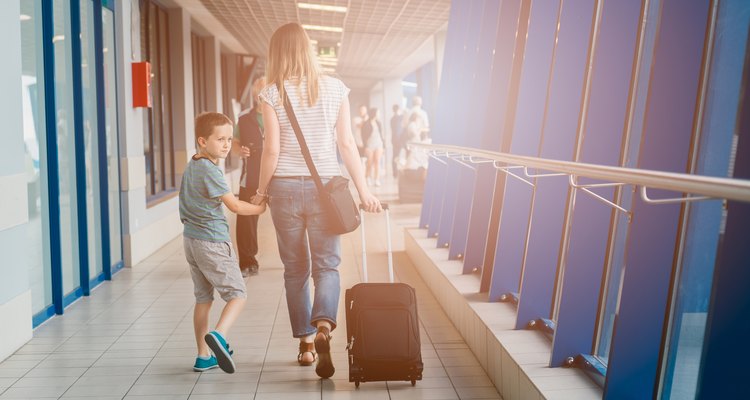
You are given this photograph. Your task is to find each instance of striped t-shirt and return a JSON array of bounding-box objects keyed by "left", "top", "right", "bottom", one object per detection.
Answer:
[{"left": 259, "top": 76, "right": 350, "bottom": 177}]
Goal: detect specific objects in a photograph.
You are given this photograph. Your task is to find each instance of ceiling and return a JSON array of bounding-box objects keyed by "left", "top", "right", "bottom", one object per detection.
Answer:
[{"left": 183, "top": 0, "right": 451, "bottom": 90}]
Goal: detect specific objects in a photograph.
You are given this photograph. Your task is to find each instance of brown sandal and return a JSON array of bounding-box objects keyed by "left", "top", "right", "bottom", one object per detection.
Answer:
[
  {"left": 314, "top": 326, "right": 335, "bottom": 378},
  {"left": 297, "top": 342, "right": 317, "bottom": 366}
]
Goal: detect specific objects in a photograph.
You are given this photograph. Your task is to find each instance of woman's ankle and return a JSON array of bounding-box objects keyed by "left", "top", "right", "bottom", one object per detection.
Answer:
[{"left": 316, "top": 321, "right": 332, "bottom": 332}]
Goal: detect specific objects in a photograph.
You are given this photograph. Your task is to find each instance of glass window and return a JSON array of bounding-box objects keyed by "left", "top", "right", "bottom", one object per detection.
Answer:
[
  {"left": 222, "top": 53, "right": 238, "bottom": 170},
  {"left": 20, "top": 0, "right": 53, "bottom": 317},
  {"left": 52, "top": 0, "right": 82, "bottom": 298},
  {"left": 595, "top": 0, "right": 661, "bottom": 364},
  {"left": 192, "top": 33, "right": 207, "bottom": 117},
  {"left": 103, "top": 6, "right": 123, "bottom": 267},
  {"left": 660, "top": 1, "right": 748, "bottom": 398},
  {"left": 80, "top": 0, "right": 103, "bottom": 283},
  {"left": 140, "top": 0, "right": 175, "bottom": 201}
]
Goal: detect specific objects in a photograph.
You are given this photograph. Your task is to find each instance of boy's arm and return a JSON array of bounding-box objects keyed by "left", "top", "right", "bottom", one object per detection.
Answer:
[{"left": 220, "top": 192, "right": 265, "bottom": 215}]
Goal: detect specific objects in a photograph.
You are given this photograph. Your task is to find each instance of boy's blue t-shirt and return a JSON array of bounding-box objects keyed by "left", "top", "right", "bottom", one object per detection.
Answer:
[{"left": 179, "top": 157, "right": 231, "bottom": 242}]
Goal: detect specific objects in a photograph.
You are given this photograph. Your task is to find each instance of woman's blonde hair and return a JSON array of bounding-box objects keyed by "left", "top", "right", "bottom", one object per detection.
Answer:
[{"left": 266, "top": 23, "right": 322, "bottom": 107}]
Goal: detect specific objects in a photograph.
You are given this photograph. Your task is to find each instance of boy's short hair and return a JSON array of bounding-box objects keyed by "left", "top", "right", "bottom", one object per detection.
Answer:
[{"left": 195, "top": 112, "right": 233, "bottom": 141}]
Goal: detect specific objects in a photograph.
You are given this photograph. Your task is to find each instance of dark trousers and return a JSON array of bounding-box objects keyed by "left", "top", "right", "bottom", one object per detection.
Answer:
[{"left": 237, "top": 152, "right": 261, "bottom": 268}]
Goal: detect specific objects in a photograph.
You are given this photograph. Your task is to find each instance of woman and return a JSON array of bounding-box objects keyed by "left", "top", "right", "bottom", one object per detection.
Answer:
[
  {"left": 362, "top": 107, "right": 384, "bottom": 186},
  {"left": 252, "top": 23, "right": 381, "bottom": 379}
]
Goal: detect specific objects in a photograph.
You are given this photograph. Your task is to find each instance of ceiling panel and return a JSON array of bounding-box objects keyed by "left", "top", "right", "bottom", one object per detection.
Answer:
[{"left": 197, "top": 0, "right": 451, "bottom": 89}]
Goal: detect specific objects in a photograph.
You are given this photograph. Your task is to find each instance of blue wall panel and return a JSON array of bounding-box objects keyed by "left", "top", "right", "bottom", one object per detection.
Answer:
[
  {"left": 551, "top": 0, "right": 643, "bottom": 367},
  {"left": 488, "top": 0, "right": 562, "bottom": 301},
  {"left": 420, "top": 2, "right": 467, "bottom": 230},
  {"left": 447, "top": 0, "right": 502, "bottom": 260},
  {"left": 604, "top": 0, "right": 711, "bottom": 398},
  {"left": 480, "top": 0, "right": 533, "bottom": 289},
  {"left": 435, "top": 1, "right": 486, "bottom": 247},
  {"left": 464, "top": 0, "right": 526, "bottom": 274},
  {"left": 515, "top": 0, "right": 596, "bottom": 330}
]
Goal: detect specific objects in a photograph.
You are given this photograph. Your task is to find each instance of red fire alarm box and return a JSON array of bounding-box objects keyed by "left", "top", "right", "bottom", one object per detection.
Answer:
[{"left": 132, "top": 61, "right": 152, "bottom": 108}]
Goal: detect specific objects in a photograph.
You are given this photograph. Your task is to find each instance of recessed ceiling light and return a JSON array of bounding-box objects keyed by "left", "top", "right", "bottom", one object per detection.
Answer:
[
  {"left": 401, "top": 81, "right": 417, "bottom": 88},
  {"left": 52, "top": 35, "right": 65, "bottom": 43},
  {"left": 302, "top": 24, "right": 343, "bottom": 33},
  {"left": 298, "top": 3, "right": 347, "bottom": 13},
  {"left": 20, "top": 14, "right": 31, "bottom": 21}
]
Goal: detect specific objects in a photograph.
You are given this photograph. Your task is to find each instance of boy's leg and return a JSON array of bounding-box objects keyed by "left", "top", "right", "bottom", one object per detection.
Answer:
[
  {"left": 185, "top": 236, "right": 216, "bottom": 357},
  {"left": 214, "top": 297, "right": 246, "bottom": 335},
  {"left": 194, "top": 302, "right": 213, "bottom": 356}
]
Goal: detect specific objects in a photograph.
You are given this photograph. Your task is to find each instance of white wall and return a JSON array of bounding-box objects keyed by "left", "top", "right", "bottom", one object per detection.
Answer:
[
  {"left": 116, "top": 0, "right": 185, "bottom": 266},
  {"left": 115, "top": 0, "right": 240, "bottom": 267},
  {"left": 0, "top": 0, "right": 33, "bottom": 360}
]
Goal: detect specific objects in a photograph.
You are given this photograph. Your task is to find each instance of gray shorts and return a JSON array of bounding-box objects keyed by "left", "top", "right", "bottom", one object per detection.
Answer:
[{"left": 184, "top": 236, "right": 247, "bottom": 303}]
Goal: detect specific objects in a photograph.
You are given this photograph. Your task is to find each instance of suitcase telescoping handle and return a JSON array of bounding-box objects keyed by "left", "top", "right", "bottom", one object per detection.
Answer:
[{"left": 358, "top": 203, "right": 393, "bottom": 284}]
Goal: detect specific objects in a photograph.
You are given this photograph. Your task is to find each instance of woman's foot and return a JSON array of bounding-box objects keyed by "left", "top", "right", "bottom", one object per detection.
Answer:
[
  {"left": 314, "top": 326, "right": 335, "bottom": 378},
  {"left": 298, "top": 341, "right": 316, "bottom": 366}
]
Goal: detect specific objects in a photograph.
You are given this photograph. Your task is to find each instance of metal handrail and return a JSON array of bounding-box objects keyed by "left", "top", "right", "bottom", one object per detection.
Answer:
[{"left": 408, "top": 142, "right": 750, "bottom": 203}]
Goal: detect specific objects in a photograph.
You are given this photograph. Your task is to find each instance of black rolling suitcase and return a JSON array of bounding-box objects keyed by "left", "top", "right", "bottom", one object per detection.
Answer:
[{"left": 345, "top": 204, "right": 424, "bottom": 387}]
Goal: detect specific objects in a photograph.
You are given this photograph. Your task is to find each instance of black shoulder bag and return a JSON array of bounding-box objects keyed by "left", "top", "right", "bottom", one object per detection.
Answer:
[{"left": 279, "top": 85, "right": 361, "bottom": 234}]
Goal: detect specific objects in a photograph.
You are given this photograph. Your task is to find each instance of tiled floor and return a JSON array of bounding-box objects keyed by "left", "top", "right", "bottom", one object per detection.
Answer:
[{"left": 0, "top": 181, "right": 502, "bottom": 399}]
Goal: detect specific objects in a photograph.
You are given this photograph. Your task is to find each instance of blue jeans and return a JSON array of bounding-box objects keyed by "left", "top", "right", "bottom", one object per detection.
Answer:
[{"left": 268, "top": 176, "right": 341, "bottom": 338}]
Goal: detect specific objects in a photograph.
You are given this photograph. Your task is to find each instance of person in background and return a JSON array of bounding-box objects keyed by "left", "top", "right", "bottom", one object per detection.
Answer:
[
  {"left": 409, "top": 95, "right": 430, "bottom": 137},
  {"left": 236, "top": 77, "right": 266, "bottom": 277},
  {"left": 362, "top": 107, "right": 384, "bottom": 186},
  {"left": 352, "top": 105, "right": 368, "bottom": 158},
  {"left": 251, "top": 22, "right": 381, "bottom": 379},
  {"left": 390, "top": 104, "right": 403, "bottom": 178}
]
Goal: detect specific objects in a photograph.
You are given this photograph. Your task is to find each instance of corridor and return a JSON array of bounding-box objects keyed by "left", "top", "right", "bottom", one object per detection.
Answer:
[{"left": 0, "top": 184, "right": 502, "bottom": 400}]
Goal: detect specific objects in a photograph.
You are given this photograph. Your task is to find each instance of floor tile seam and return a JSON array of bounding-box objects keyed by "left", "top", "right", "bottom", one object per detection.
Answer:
[
  {"left": 253, "top": 283, "right": 288, "bottom": 400},
  {"left": 93, "top": 270, "right": 196, "bottom": 400},
  {"left": 118, "top": 309, "right": 193, "bottom": 399},
  {"left": 31, "top": 247, "right": 186, "bottom": 357},
  {"left": 390, "top": 249, "right": 462, "bottom": 399}
]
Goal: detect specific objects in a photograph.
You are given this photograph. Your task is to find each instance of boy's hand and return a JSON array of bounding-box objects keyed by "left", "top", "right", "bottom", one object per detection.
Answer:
[{"left": 250, "top": 195, "right": 267, "bottom": 206}]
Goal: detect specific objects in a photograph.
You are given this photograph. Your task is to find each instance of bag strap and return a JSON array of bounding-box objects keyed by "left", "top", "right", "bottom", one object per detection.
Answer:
[{"left": 278, "top": 82, "right": 326, "bottom": 194}]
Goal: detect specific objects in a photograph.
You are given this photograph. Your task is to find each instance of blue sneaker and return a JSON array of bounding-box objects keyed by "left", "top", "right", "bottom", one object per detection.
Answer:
[
  {"left": 193, "top": 355, "right": 218, "bottom": 372},
  {"left": 205, "top": 331, "right": 235, "bottom": 373}
]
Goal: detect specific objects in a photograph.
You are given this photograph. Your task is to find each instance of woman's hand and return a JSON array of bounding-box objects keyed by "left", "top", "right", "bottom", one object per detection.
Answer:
[
  {"left": 241, "top": 146, "right": 251, "bottom": 158},
  {"left": 250, "top": 188, "right": 268, "bottom": 207},
  {"left": 359, "top": 190, "right": 382, "bottom": 213}
]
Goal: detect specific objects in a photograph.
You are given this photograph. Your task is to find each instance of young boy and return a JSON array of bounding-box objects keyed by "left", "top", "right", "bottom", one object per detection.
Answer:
[{"left": 179, "top": 112, "right": 265, "bottom": 374}]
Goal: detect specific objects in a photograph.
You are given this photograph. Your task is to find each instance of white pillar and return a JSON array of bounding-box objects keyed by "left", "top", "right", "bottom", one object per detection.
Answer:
[
  {"left": 0, "top": 0, "right": 33, "bottom": 361},
  {"left": 205, "top": 36, "right": 222, "bottom": 113},
  {"left": 434, "top": 30, "right": 447, "bottom": 92}
]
